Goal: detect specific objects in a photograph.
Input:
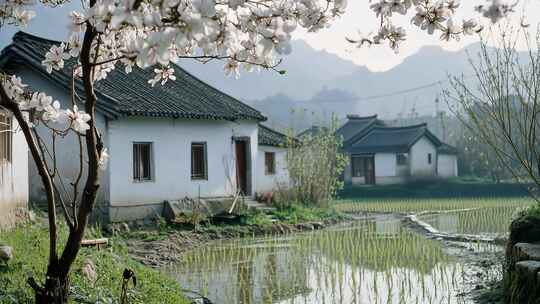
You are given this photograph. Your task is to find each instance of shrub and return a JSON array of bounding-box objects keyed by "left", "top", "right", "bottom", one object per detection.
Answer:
[{"left": 284, "top": 118, "right": 348, "bottom": 207}]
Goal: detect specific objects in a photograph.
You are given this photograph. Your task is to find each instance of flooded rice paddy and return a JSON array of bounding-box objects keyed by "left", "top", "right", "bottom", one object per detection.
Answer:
[{"left": 169, "top": 198, "right": 534, "bottom": 304}]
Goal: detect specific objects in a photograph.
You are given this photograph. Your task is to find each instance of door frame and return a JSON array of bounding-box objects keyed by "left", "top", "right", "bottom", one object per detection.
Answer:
[
  {"left": 364, "top": 155, "right": 376, "bottom": 185},
  {"left": 233, "top": 137, "right": 252, "bottom": 195},
  {"left": 351, "top": 154, "right": 376, "bottom": 185}
]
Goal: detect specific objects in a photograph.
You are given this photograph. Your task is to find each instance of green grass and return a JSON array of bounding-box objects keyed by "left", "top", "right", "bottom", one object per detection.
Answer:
[
  {"left": 337, "top": 179, "right": 532, "bottom": 200},
  {"left": 333, "top": 197, "right": 535, "bottom": 214},
  {"left": 270, "top": 204, "right": 344, "bottom": 224},
  {"left": 0, "top": 223, "right": 189, "bottom": 304}
]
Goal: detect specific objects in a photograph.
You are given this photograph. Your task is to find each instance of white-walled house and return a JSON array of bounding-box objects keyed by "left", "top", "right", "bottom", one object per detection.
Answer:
[
  {"left": 337, "top": 115, "right": 458, "bottom": 186},
  {"left": 0, "top": 111, "right": 28, "bottom": 228},
  {"left": 1, "top": 32, "right": 290, "bottom": 222}
]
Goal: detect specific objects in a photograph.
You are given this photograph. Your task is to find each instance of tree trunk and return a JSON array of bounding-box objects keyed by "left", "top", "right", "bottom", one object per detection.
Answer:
[{"left": 30, "top": 265, "right": 70, "bottom": 304}]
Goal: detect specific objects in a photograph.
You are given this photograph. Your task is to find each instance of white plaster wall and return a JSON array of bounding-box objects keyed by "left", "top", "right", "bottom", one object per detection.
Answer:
[
  {"left": 14, "top": 67, "right": 111, "bottom": 206},
  {"left": 108, "top": 117, "right": 258, "bottom": 206},
  {"left": 437, "top": 154, "right": 458, "bottom": 177},
  {"left": 374, "top": 153, "right": 406, "bottom": 185},
  {"left": 256, "top": 145, "right": 289, "bottom": 193},
  {"left": 374, "top": 153, "right": 396, "bottom": 177},
  {"left": 409, "top": 136, "right": 437, "bottom": 177},
  {"left": 0, "top": 118, "right": 29, "bottom": 228}
]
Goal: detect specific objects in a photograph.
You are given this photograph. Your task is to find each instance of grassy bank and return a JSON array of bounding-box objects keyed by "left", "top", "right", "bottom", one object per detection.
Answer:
[
  {"left": 337, "top": 178, "right": 532, "bottom": 200},
  {"left": 0, "top": 223, "right": 189, "bottom": 304},
  {"left": 245, "top": 204, "right": 345, "bottom": 226}
]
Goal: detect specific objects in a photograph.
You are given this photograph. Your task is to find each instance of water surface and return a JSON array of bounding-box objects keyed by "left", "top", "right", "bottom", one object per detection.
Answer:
[{"left": 168, "top": 215, "right": 493, "bottom": 304}]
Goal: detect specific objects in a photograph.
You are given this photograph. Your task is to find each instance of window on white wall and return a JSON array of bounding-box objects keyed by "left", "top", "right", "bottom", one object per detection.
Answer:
[
  {"left": 0, "top": 112, "right": 12, "bottom": 164},
  {"left": 191, "top": 142, "right": 207, "bottom": 180},
  {"left": 396, "top": 154, "right": 407, "bottom": 166},
  {"left": 133, "top": 142, "right": 153, "bottom": 181},
  {"left": 428, "top": 153, "right": 432, "bottom": 164},
  {"left": 265, "top": 152, "right": 275, "bottom": 175}
]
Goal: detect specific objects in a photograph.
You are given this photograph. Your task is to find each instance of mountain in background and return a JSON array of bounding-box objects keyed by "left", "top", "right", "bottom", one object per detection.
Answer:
[
  {"left": 180, "top": 40, "right": 359, "bottom": 100},
  {"left": 180, "top": 42, "right": 484, "bottom": 131}
]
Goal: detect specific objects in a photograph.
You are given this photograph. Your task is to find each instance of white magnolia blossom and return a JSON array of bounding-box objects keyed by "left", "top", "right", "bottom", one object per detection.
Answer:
[
  {"left": 148, "top": 66, "right": 176, "bottom": 86},
  {"left": 1, "top": 75, "right": 91, "bottom": 133},
  {"left": 65, "top": 105, "right": 91, "bottom": 133},
  {"left": 0, "top": 0, "right": 36, "bottom": 27},
  {"left": 0, "top": 0, "right": 525, "bottom": 96},
  {"left": 26, "top": 0, "right": 347, "bottom": 84},
  {"left": 224, "top": 59, "right": 240, "bottom": 78},
  {"left": 42, "top": 43, "right": 70, "bottom": 73},
  {"left": 350, "top": 0, "right": 512, "bottom": 51}
]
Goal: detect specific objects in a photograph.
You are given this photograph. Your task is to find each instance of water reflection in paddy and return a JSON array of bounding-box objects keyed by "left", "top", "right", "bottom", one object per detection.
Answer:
[
  {"left": 167, "top": 216, "right": 494, "bottom": 304},
  {"left": 418, "top": 206, "right": 519, "bottom": 236}
]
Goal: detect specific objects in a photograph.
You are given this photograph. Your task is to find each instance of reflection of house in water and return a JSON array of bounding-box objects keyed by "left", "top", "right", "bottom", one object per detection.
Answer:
[{"left": 178, "top": 246, "right": 309, "bottom": 304}]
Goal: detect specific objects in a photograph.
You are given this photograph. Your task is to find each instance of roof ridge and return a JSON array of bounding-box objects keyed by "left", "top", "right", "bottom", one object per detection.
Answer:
[
  {"left": 14, "top": 31, "right": 62, "bottom": 45},
  {"left": 372, "top": 123, "right": 427, "bottom": 131},
  {"left": 346, "top": 114, "right": 378, "bottom": 120}
]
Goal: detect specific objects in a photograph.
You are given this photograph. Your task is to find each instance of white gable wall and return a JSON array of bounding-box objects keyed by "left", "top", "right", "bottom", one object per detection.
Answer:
[
  {"left": 0, "top": 118, "right": 29, "bottom": 228},
  {"left": 256, "top": 145, "right": 289, "bottom": 193},
  {"left": 409, "top": 136, "right": 437, "bottom": 177},
  {"left": 437, "top": 154, "right": 458, "bottom": 177},
  {"left": 107, "top": 117, "right": 258, "bottom": 221}
]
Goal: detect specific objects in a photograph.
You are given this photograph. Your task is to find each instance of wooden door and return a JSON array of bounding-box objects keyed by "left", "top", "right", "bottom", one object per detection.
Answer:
[
  {"left": 235, "top": 140, "right": 248, "bottom": 194},
  {"left": 365, "top": 157, "right": 376, "bottom": 185}
]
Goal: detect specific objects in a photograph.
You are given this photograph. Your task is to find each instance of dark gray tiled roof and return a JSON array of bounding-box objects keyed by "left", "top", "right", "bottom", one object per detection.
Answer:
[
  {"left": 335, "top": 115, "right": 380, "bottom": 142},
  {"left": 0, "top": 31, "right": 266, "bottom": 121},
  {"left": 437, "top": 143, "right": 458, "bottom": 155},
  {"left": 258, "top": 124, "right": 290, "bottom": 147},
  {"left": 347, "top": 123, "right": 442, "bottom": 154},
  {"left": 336, "top": 114, "right": 387, "bottom": 147}
]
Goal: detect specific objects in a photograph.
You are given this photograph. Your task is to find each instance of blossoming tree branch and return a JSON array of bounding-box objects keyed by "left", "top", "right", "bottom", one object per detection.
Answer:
[{"left": 0, "top": 0, "right": 522, "bottom": 302}]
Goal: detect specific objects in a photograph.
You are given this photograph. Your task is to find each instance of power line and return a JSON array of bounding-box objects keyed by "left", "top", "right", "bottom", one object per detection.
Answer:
[{"left": 356, "top": 74, "right": 474, "bottom": 102}]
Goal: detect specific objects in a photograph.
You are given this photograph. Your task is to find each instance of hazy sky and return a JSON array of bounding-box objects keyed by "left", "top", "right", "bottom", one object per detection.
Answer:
[
  {"left": 1, "top": 0, "right": 540, "bottom": 72},
  {"left": 295, "top": 0, "right": 540, "bottom": 71}
]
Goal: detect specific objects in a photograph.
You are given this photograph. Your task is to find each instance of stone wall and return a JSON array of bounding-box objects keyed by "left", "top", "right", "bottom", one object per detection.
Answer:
[{"left": 505, "top": 214, "right": 540, "bottom": 303}]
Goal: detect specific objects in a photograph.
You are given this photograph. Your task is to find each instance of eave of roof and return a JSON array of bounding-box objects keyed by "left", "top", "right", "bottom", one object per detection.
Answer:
[
  {"left": 258, "top": 124, "right": 292, "bottom": 147},
  {"left": 438, "top": 143, "right": 458, "bottom": 155}
]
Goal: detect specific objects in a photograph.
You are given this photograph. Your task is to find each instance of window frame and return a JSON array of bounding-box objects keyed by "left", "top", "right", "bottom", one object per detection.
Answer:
[
  {"left": 133, "top": 142, "right": 154, "bottom": 182},
  {"left": 264, "top": 152, "right": 276, "bottom": 175},
  {"left": 0, "top": 112, "right": 12, "bottom": 164},
  {"left": 396, "top": 153, "right": 408, "bottom": 166},
  {"left": 191, "top": 142, "right": 208, "bottom": 180}
]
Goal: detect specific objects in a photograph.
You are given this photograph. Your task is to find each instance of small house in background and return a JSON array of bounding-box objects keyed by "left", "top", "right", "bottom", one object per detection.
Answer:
[
  {"left": 336, "top": 115, "right": 458, "bottom": 185},
  {"left": 257, "top": 124, "right": 290, "bottom": 193},
  {"left": 0, "top": 111, "right": 28, "bottom": 228},
  {"left": 0, "top": 32, "right": 291, "bottom": 223}
]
